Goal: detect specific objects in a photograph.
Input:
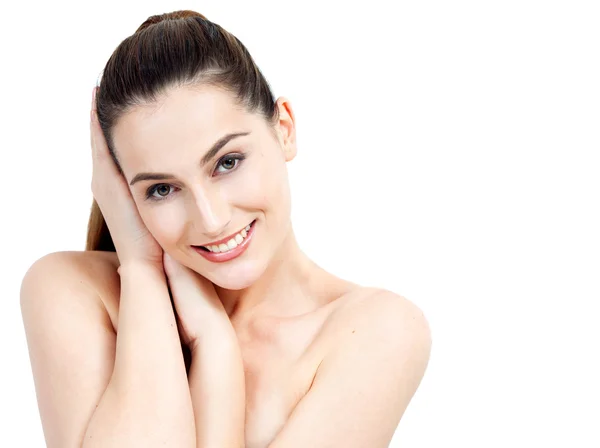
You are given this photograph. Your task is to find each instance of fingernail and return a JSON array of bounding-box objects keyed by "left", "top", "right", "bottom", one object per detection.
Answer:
[{"left": 92, "top": 87, "right": 97, "bottom": 103}]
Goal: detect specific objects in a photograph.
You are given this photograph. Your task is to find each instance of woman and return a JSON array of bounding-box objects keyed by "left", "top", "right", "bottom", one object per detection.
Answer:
[{"left": 20, "top": 10, "right": 431, "bottom": 448}]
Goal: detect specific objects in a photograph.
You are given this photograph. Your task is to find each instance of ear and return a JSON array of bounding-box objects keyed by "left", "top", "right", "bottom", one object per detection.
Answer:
[{"left": 274, "top": 96, "right": 298, "bottom": 162}]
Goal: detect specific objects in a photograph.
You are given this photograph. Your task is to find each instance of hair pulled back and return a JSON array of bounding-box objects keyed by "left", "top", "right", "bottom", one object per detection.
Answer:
[{"left": 86, "top": 10, "right": 279, "bottom": 252}]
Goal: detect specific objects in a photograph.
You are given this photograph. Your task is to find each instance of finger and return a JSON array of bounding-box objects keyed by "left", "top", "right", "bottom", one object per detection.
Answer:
[
  {"left": 90, "top": 87, "right": 98, "bottom": 143},
  {"left": 90, "top": 109, "right": 102, "bottom": 160},
  {"left": 89, "top": 96, "right": 112, "bottom": 165},
  {"left": 91, "top": 86, "right": 97, "bottom": 112},
  {"left": 90, "top": 87, "right": 100, "bottom": 159},
  {"left": 163, "top": 253, "right": 216, "bottom": 302},
  {"left": 90, "top": 108, "right": 97, "bottom": 158}
]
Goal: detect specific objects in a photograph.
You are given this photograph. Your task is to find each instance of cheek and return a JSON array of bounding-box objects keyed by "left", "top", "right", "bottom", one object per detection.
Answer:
[
  {"left": 240, "top": 156, "right": 289, "bottom": 208},
  {"left": 142, "top": 206, "right": 187, "bottom": 245}
]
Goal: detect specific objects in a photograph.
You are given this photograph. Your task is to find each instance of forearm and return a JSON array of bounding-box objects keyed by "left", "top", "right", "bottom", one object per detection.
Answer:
[
  {"left": 83, "top": 262, "right": 195, "bottom": 448},
  {"left": 189, "top": 320, "right": 246, "bottom": 448}
]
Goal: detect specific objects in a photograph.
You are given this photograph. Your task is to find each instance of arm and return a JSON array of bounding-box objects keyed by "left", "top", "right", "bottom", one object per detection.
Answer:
[
  {"left": 188, "top": 319, "right": 246, "bottom": 448},
  {"left": 267, "top": 291, "right": 432, "bottom": 448},
  {"left": 82, "top": 262, "right": 196, "bottom": 447},
  {"left": 160, "top": 253, "right": 246, "bottom": 448}
]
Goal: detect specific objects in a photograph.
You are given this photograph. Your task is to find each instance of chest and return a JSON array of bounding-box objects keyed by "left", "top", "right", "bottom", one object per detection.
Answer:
[{"left": 234, "top": 313, "right": 330, "bottom": 448}]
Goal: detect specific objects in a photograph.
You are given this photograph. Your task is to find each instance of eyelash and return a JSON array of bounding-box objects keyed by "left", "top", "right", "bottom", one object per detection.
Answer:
[{"left": 144, "top": 153, "right": 246, "bottom": 202}]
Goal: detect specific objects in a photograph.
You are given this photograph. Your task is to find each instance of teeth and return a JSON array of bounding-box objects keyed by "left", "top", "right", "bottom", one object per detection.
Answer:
[{"left": 204, "top": 221, "right": 253, "bottom": 253}]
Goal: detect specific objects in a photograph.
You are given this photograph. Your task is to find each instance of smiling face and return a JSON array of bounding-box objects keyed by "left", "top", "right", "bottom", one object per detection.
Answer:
[{"left": 111, "top": 85, "right": 297, "bottom": 289}]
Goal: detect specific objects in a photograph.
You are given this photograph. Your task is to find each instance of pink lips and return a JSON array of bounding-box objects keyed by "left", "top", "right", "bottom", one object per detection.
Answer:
[
  {"left": 199, "top": 220, "right": 254, "bottom": 247},
  {"left": 192, "top": 220, "right": 256, "bottom": 263}
]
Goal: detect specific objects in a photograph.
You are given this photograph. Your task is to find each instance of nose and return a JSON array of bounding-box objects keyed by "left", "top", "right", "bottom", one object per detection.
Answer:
[{"left": 188, "top": 184, "right": 231, "bottom": 239}]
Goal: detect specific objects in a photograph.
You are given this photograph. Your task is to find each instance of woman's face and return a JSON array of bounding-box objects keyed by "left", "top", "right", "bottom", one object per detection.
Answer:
[{"left": 111, "top": 85, "right": 297, "bottom": 289}]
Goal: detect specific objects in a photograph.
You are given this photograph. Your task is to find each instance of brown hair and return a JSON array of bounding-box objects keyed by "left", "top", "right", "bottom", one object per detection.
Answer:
[{"left": 85, "top": 9, "right": 280, "bottom": 252}]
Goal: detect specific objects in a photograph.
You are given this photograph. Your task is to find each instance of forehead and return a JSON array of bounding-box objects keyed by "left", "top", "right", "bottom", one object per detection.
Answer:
[{"left": 112, "top": 86, "right": 260, "bottom": 171}]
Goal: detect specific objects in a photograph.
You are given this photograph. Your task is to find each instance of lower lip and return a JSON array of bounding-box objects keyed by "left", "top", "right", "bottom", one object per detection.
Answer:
[{"left": 192, "top": 220, "right": 256, "bottom": 263}]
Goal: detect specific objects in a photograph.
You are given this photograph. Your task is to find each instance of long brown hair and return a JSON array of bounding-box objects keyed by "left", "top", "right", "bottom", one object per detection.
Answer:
[{"left": 85, "top": 9, "right": 279, "bottom": 252}]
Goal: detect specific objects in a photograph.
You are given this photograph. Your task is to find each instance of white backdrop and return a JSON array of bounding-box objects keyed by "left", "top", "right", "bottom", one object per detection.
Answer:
[{"left": 2, "top": 1, "right": 599, "bottom": 446}]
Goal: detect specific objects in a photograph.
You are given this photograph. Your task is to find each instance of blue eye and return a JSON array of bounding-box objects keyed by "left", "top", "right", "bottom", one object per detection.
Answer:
[{"left": 144, "top": 153, "right": 246, "bottom": 202}]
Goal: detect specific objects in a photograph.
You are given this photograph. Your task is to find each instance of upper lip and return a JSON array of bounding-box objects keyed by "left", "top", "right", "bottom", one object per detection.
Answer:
[{"left": 196, "top": 220, "right": 253, "bottom": 247}]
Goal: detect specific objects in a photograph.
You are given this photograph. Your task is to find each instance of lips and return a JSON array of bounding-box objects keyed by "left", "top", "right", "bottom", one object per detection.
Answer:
[
  {"left": 192, "top": 219, "right": 256, "bottom": 262},
  {"left": 196, "top": 219, "right": 255, "bottom": 249}
]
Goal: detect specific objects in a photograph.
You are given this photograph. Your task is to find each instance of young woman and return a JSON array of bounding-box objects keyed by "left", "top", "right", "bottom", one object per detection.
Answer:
[{"left": 20, "top": 10, "right": 431, "bottom": 448}]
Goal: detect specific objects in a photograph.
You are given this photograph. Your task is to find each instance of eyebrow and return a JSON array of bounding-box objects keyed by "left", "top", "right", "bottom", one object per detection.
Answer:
[{"left": 129, "top": 131, "right": 251, "bottom": 186}]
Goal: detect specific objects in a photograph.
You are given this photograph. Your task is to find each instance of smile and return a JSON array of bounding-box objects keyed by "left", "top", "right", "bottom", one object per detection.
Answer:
[{"left": 192, "top": 219, "right": 256, "bottom": 263}]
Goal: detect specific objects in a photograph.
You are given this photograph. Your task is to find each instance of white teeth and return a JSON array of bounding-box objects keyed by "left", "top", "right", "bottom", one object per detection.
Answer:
[{"left": 203, "top": 221, "right": 253, "bottom": 253}]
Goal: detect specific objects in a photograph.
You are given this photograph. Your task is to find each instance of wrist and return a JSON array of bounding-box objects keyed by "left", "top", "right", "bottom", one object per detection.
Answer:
[{"left": 117, "top": 259, "right": 164, "bottom": 276}]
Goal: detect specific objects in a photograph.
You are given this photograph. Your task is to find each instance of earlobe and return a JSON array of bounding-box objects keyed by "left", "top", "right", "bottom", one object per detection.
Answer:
[
  {"left": 283, "top": 142, "right": 297, "bottom": 162},
  {"left": 274, "top": 97, "right": 297, "bottom": 162},
  {"left": 278, "top": 123, "right": 297, "bottom": 162}
]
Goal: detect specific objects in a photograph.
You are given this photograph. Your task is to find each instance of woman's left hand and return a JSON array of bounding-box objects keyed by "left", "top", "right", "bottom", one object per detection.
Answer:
[{"left": 163, "top": 252, "right": 229, "bottom": 350}]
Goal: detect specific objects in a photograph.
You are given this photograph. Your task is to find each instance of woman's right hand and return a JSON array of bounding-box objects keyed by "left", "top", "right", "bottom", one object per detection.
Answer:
[{"left": 90, "top": 87, "right": 164, "bottom": 269}]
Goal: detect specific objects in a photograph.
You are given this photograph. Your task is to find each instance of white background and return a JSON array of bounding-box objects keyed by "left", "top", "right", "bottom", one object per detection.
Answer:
[{"left": 2, "top": 1, "right": 599, "bottom": 446}]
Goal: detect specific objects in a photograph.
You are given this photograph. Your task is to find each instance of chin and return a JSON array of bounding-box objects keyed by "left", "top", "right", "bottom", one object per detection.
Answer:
[
  {"left": 206, "top": 260, "right": 265, "bottom": 291},
  {"left": 212, "top": 277, "right": 254, "bottom": 291}
]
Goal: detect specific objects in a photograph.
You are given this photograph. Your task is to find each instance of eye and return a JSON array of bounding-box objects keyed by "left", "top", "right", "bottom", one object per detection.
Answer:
[
  {"left": 214, "top": 153, "right": 245, "bottom": 175},
  {"left": 145, "top": 184, "right": 176, "bottom": 201},
  {"left": 144, "top": 153, "right": 246, "bottom": 202}
]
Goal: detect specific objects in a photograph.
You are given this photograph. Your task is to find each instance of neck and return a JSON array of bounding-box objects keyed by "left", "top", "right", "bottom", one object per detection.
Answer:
[{"left": 214, "top": 221, "right": 325, "bottom": 326}]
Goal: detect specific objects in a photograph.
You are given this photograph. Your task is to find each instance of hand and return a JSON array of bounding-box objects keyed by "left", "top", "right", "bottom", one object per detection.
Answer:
[
  {"left": 90, "top": 87, "right": 164, "bottom": 268},
  {"left": 163, "top": 252, "right": 231, "bottom": 351}
]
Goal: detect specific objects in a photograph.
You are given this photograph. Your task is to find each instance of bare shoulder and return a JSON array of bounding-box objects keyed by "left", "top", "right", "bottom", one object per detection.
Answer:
[
  {"left": 22, "top": 250, "right": 119, "bottom": 288},
  {"left": 321, "top": 286, "right": 432, "bottom": 359},
  {"left": 268, "top": 287, "right": 432, "bottom": 448},
  {"left": 321, "top": 287, "right": 432, "bottom": 414},
  {"left": 19, "top": 250, "right": 121, "bottom": 447},
  {"left": 21, "top": 250, "right": 121, "bottom": 329},
  {"left": 326, "top": 285, "right": 429, "bottom": 327}
]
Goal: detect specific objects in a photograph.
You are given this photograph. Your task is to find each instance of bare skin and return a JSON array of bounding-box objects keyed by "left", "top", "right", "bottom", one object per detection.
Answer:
[
  {"left": 21, "top": 85, "right": 431, "bottom": 447},
  {"left": 22, "top": 248, "right": 429, "bottom": 448},
  {"left": 21, "top": 248, "right": 384, "bottom": 446},
  {"left": 89, "top": 250, "right": 371, "bottom": 446}
]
